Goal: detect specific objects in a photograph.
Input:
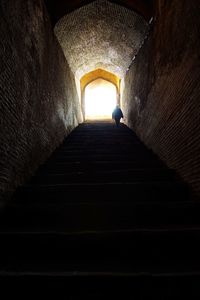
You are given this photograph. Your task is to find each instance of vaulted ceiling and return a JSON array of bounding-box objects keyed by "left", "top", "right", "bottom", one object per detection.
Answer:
[{"left": 45, "top": 0, "right": 153, "bottom": 80}]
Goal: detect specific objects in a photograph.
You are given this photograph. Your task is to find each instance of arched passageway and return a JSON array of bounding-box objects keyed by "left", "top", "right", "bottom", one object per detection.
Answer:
[
  {"left": 80, "top": 68, "right": 120, "bottom": 120},
  {"left": 1, "top": 0, "right": 200, "bottom": 294},
  {"left": 85, "top": 78, "right": 117, "bottom": 120}
]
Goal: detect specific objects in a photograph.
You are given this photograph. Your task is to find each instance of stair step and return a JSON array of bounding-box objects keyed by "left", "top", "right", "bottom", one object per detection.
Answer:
[
  {"left": 13, "top": 181, "right": 189, "bottom": 203},
  {"left": 46, "top": 154, "right": 162, "bottom": 164},
  {"left": 38, "top": 161, "right": 168, "bottom": 173},
  {"left": 1, "top": 273, "right": 200, "bottom": 299},
  {"left": 28, "top": 169, "right": 178, "bottom": 184},
  {"left": 0, "top": 121, "right": 196, "bottom": 291},
  {"left": 1, "top": 201, "right": 200, "bottom": 232},
  {"left": 0, "top": 229, "right": 200, "bottom": 274}
]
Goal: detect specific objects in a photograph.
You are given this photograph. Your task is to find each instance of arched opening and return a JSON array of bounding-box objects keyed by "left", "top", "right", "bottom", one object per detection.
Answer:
[
  {"left": 85, "top": 78, "right": 117, "bottom": 120},
  {"left": 81, "top": 69, "right": 120, "bottom": 120}
]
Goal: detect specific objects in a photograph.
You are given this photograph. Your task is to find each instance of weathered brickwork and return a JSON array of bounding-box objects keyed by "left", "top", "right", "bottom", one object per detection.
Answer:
[
  {"left": 54, "top": 0, "right": 149, "bottom": 79},
  {"left": 0, "top": 0, "right": 82, "bottom": 201},
  {"left": 122, "top": 0, "right": 200, "bottom": 197}
]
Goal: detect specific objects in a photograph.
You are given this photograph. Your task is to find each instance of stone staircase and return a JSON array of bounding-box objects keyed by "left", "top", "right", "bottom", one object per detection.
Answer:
[{"left": 0, "top": 120, "right": 200, "bottom": 298}]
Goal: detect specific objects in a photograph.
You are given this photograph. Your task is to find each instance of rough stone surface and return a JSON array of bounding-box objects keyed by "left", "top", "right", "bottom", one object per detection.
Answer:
[
  {"left": 54, "top": 0, "right": 149, "bottom": 79},
  {"left": 122, "top": 0, "right": 200, "bottom": 197},
  {"left": 0, "top": 0, "right": 82, "bottom": 201}
]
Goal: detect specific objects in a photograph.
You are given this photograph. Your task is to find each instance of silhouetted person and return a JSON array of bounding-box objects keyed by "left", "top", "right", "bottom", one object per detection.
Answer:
[{"left": 112, "top": 105, "right": 124, "bottom": 126}]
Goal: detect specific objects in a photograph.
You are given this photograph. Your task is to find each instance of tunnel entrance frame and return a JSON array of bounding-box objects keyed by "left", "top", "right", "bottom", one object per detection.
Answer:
[{"left": 80, "top": 69, "right": 120, "bottom": 120}]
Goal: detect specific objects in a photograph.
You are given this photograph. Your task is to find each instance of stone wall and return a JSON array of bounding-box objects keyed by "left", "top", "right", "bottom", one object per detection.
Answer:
[
  {"left": 0, "top": 0, "right": 82, "bottom": 202},
  {"left": 122, "top": 0, "right": 200, "bottom": 197}
]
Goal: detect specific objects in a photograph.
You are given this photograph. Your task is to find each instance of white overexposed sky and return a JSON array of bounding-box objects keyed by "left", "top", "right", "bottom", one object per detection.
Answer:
[{"left": 85, "top": 78, "right": 117, "bottom": 119}]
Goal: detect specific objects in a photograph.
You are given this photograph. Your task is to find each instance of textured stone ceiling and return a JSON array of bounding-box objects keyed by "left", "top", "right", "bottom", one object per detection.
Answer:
[{"left": 54, "top": 0, "right": 149, "bottom": 79}]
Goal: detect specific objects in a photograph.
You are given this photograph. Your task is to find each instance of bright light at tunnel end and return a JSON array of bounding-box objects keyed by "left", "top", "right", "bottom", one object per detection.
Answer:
[{"left": 85, "top": 79, "right": 117, "bottom": 120}]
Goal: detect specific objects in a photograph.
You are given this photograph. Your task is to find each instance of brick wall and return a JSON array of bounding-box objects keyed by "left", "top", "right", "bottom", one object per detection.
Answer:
[
  {"left": 122, "top": 0, "right": 200, "bottom": 198},
  {"left": 0, "top": 0, "right": 82, "bottom": 202}
]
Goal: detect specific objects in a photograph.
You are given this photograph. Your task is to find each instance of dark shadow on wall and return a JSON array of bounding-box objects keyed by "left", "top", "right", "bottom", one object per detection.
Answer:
[
  {"left": 122, "top": 0, "right": 200, "bottom": 198},
  {"left": 0, "top": 0, "right": 82, "bottom": 203}
]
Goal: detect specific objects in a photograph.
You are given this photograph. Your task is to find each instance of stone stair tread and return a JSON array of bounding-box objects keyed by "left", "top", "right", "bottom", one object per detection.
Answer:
[
  {"left": 12, "top": 182, "right": 189, "bottom": 204},
  {"left": 0, "top": 229, "right": 200, "bottom": 275},
  {"left": 1, "top": 274, "right": 200, "bottom": 299},
  {"left": 1, "top": 200, "right": 198, "bottom": 232},
  {"left": 38, "top": 161, "right": 168, "bottom": 172},
  {"left": 0, "top": 121, "right": 196, "bottom": 283},
  {"left": 28, "top": 172, "right": 178, "bottom": 184}
]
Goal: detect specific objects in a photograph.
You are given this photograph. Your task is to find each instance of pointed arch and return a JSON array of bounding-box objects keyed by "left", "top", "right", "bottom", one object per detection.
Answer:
[
  {"left": 80, "top": 69, "right": 120, "bottom": 120},
  {"left": 81, "top": 68, "right": 120, "bottom": 93}
]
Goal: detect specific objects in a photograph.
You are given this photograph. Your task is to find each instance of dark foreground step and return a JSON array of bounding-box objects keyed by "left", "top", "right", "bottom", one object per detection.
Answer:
[
  {"left": 38, "top": 160, "right": 169, "bottom": 174},
  {"left": 13, "top": 181, "right": 190, "bottom": 204},
  {"left": 1, "top": 121, "right": 197, "bottom": 298},
  {"left": 1, "top": 201, "right": 200, "bottom": 232},
  {"left": 1, "top": 229, "right": 200, "bottom": 274},
  {"left": 28, "top": 169, "right": 178, "bottom": 185},
  {"left": 1, "top": 273, "right": 200, "bottom": 299},
  {"left": 49, "top": 146, "right": 157, "bottom": 157},
  {"left": 45, "top": 154, "right": 164, "bottom": 165}
]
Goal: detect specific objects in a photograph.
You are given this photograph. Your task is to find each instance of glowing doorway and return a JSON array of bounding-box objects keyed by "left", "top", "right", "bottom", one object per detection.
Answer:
[{"left": 85, "top": 78, "right": 117, "bottom": 120}]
